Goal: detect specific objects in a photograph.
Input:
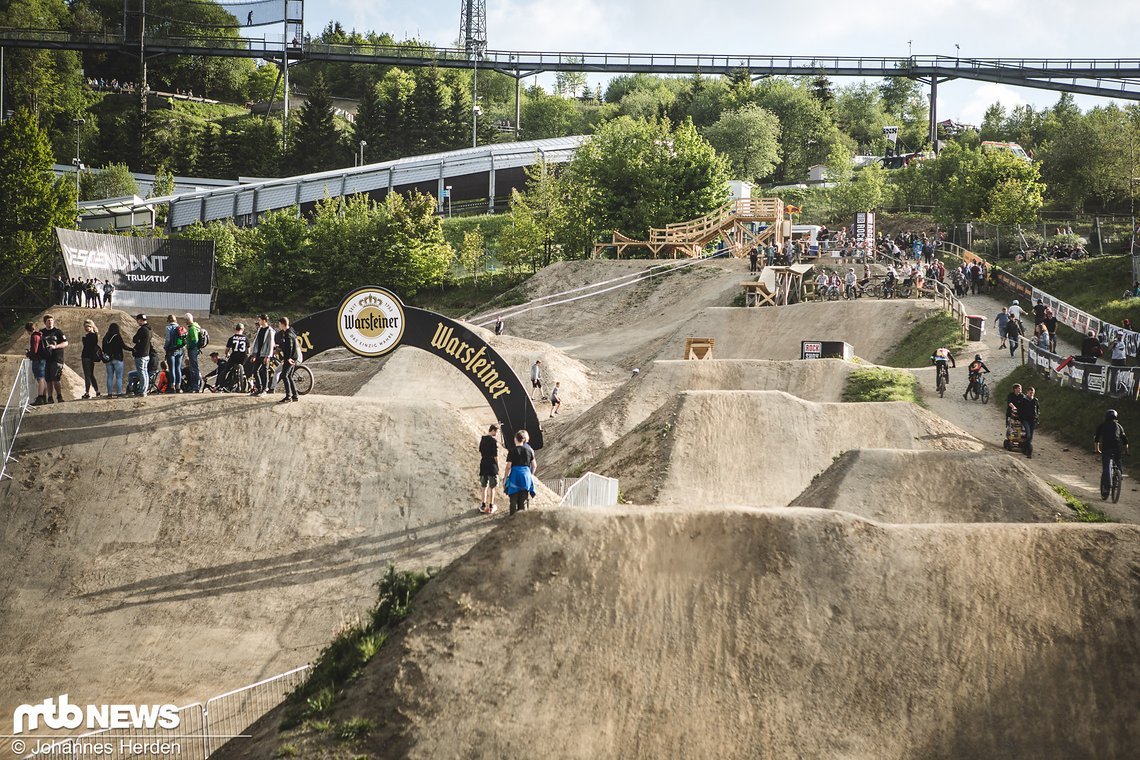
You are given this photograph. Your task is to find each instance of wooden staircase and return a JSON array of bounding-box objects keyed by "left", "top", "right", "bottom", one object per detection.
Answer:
[{"left": 595, "top": 198, "right": 787, "bottom": 259}]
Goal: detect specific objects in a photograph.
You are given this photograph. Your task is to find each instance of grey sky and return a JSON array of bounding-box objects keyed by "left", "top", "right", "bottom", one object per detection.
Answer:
[{"left": 304, "top": 0, "right": 1138, "bottom": 125}]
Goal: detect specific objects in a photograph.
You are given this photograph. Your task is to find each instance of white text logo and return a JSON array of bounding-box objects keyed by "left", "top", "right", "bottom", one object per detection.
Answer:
[{"left": 13, "top": 695, "right": 180, "bottom": 734}]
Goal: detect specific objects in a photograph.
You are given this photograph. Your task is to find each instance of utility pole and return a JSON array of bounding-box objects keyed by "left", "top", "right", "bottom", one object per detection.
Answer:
[
  {"left": 459, "top": 0, "right": 487, "bottom": 148},
  {"left": 73, "top": 117, "right": 85, "bottom": 200}
]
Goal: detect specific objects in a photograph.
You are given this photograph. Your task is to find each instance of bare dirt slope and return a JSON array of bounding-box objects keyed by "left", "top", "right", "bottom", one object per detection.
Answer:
[
  {"left": 590, "top": 390, "right": 983, "bottom": 506},
  {"left": 791, "top": 449, "right": 1068, "bottom": 523},
  {"left": 540, "top": 359, "right": 855, "bottom": 477},
  {"left": 0, "top": 393, "right": 555, "bottom": 736},
  {"left": 219, "top": 508, "right": 1140, "bottom": 760}
]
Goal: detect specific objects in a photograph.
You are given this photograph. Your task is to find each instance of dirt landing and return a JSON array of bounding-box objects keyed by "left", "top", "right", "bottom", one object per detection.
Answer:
[
  {"left": 0, "top": 394, "right": 554, "bottom": 732},
  {"left": 590, "top": 390, "right": 983, "bottom": 506},
  {"left": 541, "top": 359, "right": 855, "bottom": 477},
  {"left": 218, "top": 508, "right": 1140, "bottom": 760},
  {"left": 791, "top": 449, "right": 1068, "bottom": 523}
]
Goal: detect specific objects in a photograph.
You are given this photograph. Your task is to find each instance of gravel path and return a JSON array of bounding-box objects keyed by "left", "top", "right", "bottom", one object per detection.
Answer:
[{"left": 915, "top": 290, "right": 1139, "bottom": 523}]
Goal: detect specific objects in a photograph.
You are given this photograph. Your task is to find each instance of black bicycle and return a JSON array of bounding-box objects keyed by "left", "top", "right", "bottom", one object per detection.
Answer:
[
  {"left": 966, "top": 373, "right": 991, "bottom": 403},
  {"left": 934, "top": 360, "right": 949, "bottom": 397},
  {"left": 1101, "top": 452, "right": 1123, "bottom": 503}
]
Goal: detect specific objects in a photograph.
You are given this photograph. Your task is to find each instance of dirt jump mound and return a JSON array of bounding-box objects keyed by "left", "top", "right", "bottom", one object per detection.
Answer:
[
  {"left": 219, "top": 508, "right": 1140, "bottom": 759},
  {"left": 541, "top": 359, "right": 856, "bottom": 477},
  {"left": 590, "top": 390, "right": 983, "bottom": 507},
  {"left": 791, "top": 449, "right": 1069, "bottom": 523},
  {"left": 0, "top": 393, "right": 554, "bottom": 730}
]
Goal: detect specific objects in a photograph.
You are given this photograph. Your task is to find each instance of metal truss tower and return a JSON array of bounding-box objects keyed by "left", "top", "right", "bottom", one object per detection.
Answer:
[{"left": 459, "top": 0, "right": 487, "bottom": 57}]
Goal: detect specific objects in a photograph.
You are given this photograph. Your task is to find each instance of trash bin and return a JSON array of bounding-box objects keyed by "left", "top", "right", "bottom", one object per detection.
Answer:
[{"left": 966, "top": 315, "right": 986, "bottom": 341}]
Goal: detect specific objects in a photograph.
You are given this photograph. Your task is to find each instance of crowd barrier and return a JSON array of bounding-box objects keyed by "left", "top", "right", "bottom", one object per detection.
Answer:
[
  {"left": 24, "top": 666, "right": 311, "bottom": 759},
  {"left": 0, "top": 359, "right": 34, "bottom": 483},
  {"left": 558, "top": 472, "right": 620, "bottom": 507},
  {"left": 1026, "top": 343, "right": 1140, "bottom": 400}
]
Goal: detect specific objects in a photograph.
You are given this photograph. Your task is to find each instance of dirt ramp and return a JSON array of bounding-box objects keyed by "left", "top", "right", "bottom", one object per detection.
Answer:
[
  {"left": 657, "top": 299, "right": 938, "bottom": 363},
  {"left": 0, "top": 394, "right": 554, "bottom": 728},
  {"left": 593, "top": 390, "right": 983, "bottom": 506},
  {"left": 542, "top": 359, "right": 855, "bottom": 477},
  {"left": 791, "top": 449, "right": 1068, "bottom": 523},
  {"left": 218, "top": 508, "right": 1140, "bottom": 759}
]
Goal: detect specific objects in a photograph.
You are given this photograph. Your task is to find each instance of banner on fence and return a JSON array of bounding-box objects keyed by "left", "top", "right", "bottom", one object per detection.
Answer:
[
  {"left": 1027, "top": 343, "right": 1140, "bottom": 399},
  {"left": 56, "top": 228, "right": 215, "bottom": 312}
]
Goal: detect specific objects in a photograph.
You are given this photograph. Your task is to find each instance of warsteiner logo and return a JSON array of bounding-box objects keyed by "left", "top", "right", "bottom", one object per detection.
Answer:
[{"left": 337, "top": 287, "right": 405, "bottom": 358}]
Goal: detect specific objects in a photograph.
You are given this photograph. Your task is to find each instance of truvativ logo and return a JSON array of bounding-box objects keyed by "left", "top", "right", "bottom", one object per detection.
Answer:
[{"left": 13, "top": 694, "right": 180, "bottom": 734}]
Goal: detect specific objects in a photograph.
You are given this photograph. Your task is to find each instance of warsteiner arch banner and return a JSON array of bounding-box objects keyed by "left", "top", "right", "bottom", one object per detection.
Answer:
[
  {"left": 293, "top": 287, "right": 544, "bottom": 449},
  {"left": 56, "top": 228, "right": 215, "bottom": 312}
]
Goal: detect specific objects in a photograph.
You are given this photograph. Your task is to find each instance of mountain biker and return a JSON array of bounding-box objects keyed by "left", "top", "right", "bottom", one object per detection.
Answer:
[
  {"left": 221, "top": 323, "right": 249, "bottom": 390},
  {"left": 931, "top": 346, "right": 956, "bottom": 386},
  {"left": 1093, "top": 409, "right": 1129, "bottom": 494},
  {"left": 963, "top": 354, "right": 990, "bottom": 400},
  {"left": 815, "top": 270, "right": 829, "bottom": 300},
  {"left": 844, "top": 268, "right": 858, "bottom": 299}
]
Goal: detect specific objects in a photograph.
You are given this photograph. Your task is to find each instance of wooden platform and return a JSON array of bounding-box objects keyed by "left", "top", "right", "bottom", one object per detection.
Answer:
[
  {"left": 596, "top": 198, "right": 788, "bottom": 259},
  {"left": 684, "top": 337, "right": 715, "bottom": 359}
]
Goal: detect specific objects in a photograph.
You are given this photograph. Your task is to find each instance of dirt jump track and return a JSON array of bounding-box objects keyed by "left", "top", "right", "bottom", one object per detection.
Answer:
[
  {"left": 219, "top": 508, "right": 1140, "bottom": 760},
  {"left": 1, "top": 257, "right": 1138, "bottom": 758}
]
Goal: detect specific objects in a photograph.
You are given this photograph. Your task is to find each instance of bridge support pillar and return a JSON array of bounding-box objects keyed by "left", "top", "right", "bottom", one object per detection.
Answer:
[{"left": 928, "top": 77, "right": 940, "bottom": 152}]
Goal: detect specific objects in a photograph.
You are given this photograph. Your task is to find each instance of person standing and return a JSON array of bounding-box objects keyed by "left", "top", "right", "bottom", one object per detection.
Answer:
[
  {"left": 478, "top": 424, "right": 500, "bottom": 515},
  {"left": 25, "top": 323, "right": 48, "bottom": 405},
  {"left": 40, "top": 315, "right": 68, "bottom": 404},
  {"left": 549, "top": 382, "right": 562, "bottom": 417},
  {"left": 749, "top": 246, "right": 759, "bottom": 273},
  {"left": 1043, "top": 308, "right": 1058, "bottom": 352},
  {"left": 274, "top": 316, "right": 299, "bottom": 403},
  {"left": 79, "top": 319, "right": 102, "bottom": 399},
  {"left": 994, "top": 307, "right": 1010, "bottom": 349},
  {"left": 251, "top": 314, "right": 275, "bottom": 397},
  {"left": 1109, "top": 332, "right": 1127, "bottom": 367},
  {"left": 184, "top": 312, "right": 202, "bottom": 392},
  {"left": 102, "top": 280, "right": 115, "bottom": 309},
  {"left": 163, "top": 314, "right": 184, "bottom": 393},
  {"left": 131, "top": 314, "right": 152, "bottom": 397},
  {"left": 530, "top": 359, "right": 544, "bottom": 400},
  {"left": 1021, "top": 387, "right": 1041, "bottom": 457},
  {"left": 503, "top": 429, "right": 537, "bottom": 516},
  {"left": 222, "top": 322, "right": 249, "bottom": 389},
  {"left": 494, "top": 316, "right": 504, "bottom": 336},
  {"left": 1094, "top": 410, "right": 1129, "bottom": 495},
  {"left": 101, "top": 322, "right": 126, "bottom": 398}
]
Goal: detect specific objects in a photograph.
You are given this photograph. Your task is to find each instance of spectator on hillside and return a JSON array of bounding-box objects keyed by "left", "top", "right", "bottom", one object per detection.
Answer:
[
  {"left": 1006, "top": 317, "right": 1024, "bottom": 357},
  {"left": 1033, "top": 299, "right": 1046, "bottom": 325},
  {"left": 40, "top": 315, "right": 68, "bottom": 404},
  {"left": 530, "top": 359, "right": 544, "bottom": 401},
  {"left": 163, "top": 314, "right": 184, "bottom": 393},
  {"left": 274, "top": 316, "right": 300, "bottom": 403},
  {"left": 25, "top": 323, "right": 48, "bottom": 406},
  {"left": 102, "top": 322, "right": 126, "bottom": 398},
  {"left": 549, "top": 382, "right": 562, "bottom": 417},
  {"left": 102, "top": 280, "right": 115, "bottom": 308},
  {"left": 131, "top": 314, "right": 152, "bottom": 397},
  {"left": 1034, "top": 323, "right": 1050, "bottom": 350},
  {"left": 80, "top": 319, "right": 101, "bottom": 399},
  {"left": 1043, "top": 309, "right": 1058, "bottom": 352},
  {"left": 1109, "top": 332, "right": 1127, "bottom": 367},
  {"left": 1079, "top": 330, "right": 1102, "bottom": 363},
  {"left": 478, "top": 424, "right": 499, "bottom": 515},
  {"left": 51, "top": 275, "right": 65, "bottom": 305},
  {"left": 250, "top": 314, "right": 275, "bottom": 396},
  {"left": 495, "top": 316, "right": 504, "bottom": 336},
  {"left": 749, "top": 246, "right": 759, "bottom": 273},
  {"left": 184, "top": 312, "right": 202, "bottom": 393}
]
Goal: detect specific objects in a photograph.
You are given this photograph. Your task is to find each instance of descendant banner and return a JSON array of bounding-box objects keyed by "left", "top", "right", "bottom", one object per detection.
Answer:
[{"left": 56, "top": 228, "right": 214, "bottom": 312}]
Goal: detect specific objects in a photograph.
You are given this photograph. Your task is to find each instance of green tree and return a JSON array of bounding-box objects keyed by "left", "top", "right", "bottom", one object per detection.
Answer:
[
  {"left": 0, "top": 109, "right": 75, "bottom": 277},
  {"left": 829, "top": 164, "right": 894, "bottom": 216},
  {"left": 456, "top": 227, "right": 487, "bottom": 283},
  {"left": 500, "top": 158, "right": 572, "bottom": 271},
  {"left": 878, "top": 76, "right": 928, "bottom": 150},
  {"left": 372, "top": 68, "right": 416, "bottom": 160},
  {"left": 565, "top": 116, "right": 730, "bottom": 243},
  {"left": 833, "top": 82, "right": 891, "bottom": 153},
  {"left": 753, "top": 78, "right": 846, "bottom": 182},
  {"left": 290, "top": 73, "right": 346, "bottom": 172},
  {"left": 701, "top": 104, "right": 781, "bottom": 182},
  {"left": 555, "top": 60, "right": 588, "bottom": 98},
  {"left": 520, "top": 86, "right": 581, "bottom": 139},
  {"left": 405, "top": 67, "right": 449, "bottom": 154},
  {"left": 79, "top": 162, "right": 139, "bottom": 200}
]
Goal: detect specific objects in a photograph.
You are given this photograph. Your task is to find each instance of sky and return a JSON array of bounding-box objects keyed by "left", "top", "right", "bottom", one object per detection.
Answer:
[{"left": 299, "top": 0, "right": 1140, "bottom": 126}]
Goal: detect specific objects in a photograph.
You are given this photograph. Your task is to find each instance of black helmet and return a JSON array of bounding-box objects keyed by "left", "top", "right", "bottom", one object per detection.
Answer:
[
  {"left": 1106, "top": 409, "right": 1118, "bottom": 420},
  {"left": 974, "top": 354, "right": 982, "bottom": 361}
]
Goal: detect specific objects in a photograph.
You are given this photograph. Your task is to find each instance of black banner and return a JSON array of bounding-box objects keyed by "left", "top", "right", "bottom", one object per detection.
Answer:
[
  {"left": 293, "top": 288, "right": 544, "bottom": 449},
  {"left": 1027, "top": 343, "right": 1140, "bottom": 399},
  {"left": 56, "top": 228, "right": 214, "bottom": 311}
]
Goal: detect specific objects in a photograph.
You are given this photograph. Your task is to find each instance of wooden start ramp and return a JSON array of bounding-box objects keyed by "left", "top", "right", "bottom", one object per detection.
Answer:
[{"left": 596, "top": 198, "right": 787, "bottom": 259}]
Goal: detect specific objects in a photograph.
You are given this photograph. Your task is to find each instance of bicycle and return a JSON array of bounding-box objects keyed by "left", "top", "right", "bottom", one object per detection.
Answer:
[
  {"left": 270, "top": 354, "right": 314, "bottom": 395},
  {"left": 1100, "top": 452, "right": 1124, "bottom": 503},
  {"left": 933, "top": 360, "right": 949, "bottom": 397},
  {"left": 966, "top": 373, "right": 991, "bottom": 403}
]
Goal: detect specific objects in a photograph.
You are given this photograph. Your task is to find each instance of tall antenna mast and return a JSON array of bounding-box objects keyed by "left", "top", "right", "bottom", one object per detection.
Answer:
[{"left": 458, "top": 0, "right": 487, "bottom": 56}]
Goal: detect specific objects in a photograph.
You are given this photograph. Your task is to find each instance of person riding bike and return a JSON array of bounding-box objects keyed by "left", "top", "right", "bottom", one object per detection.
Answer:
[
  {"left": 219, "top": 322, "right": 250, "bottom": 390},
  {"left": 815, "top": 271, "right": 829, "bottom": 301},
  {"left": 931, "top": 346, "right": 956, "bottom": 386},
  {"left": 1094, "top": 409, "right": 1129, "bottom": 493},
  {"left": 963, "top": 354, "right": 990, "bottom": 400}
]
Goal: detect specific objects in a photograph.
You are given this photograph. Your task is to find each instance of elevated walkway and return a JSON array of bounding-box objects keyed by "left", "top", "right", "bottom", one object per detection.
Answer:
[{"left": 597, "top": 197, "right": 786, "bottom": 259}]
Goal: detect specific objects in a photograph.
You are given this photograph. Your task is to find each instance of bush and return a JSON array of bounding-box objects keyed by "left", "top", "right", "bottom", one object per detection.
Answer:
[{"left": 843, "top": 367, "right": 922, "bottom": 404}]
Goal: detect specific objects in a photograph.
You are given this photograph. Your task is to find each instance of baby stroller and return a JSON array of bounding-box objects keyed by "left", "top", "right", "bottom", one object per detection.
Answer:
[{"left": 1004, "top": 411, "right": 1032, "bottom": 456}]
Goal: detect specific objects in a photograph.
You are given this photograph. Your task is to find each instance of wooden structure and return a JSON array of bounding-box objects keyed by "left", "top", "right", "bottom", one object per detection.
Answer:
[
  {"left": 683, "top": 337, "right": 715, "bottom": 359},
  {"left": 596, "top": 198, "right": 787, "bottom": 259},
  {"left": 741, "top": 263, "right": 815, "bottom": 307}
]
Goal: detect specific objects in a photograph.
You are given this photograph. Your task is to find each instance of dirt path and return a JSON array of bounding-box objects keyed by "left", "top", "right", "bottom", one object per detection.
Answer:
[{"left": 915, "top": 290, "right": 1139, "bottom": 523}]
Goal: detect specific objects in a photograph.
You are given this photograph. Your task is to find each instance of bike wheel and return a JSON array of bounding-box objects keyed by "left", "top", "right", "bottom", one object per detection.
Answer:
[
  {"left": 936, "top": 374, "right": 946, "bottom": 397},
  {"left": 980, "top": 385, "right": 990, "bottom": 404},
  {"left": 970, "top": 385, "right": 980, "bottom": 401},
  {"left": 898, "top": 285, "right": 913, "bottom": 298},
  {"left": 1111, "top": 465, "right": 1122, "bottom": 503},
  {"left": 293, "top": 365, "right": 314, "bottom": 396}
]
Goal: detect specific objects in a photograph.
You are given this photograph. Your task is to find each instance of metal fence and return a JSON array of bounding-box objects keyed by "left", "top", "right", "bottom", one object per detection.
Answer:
[
  {"left": 24, "top": 666, "right": 311, "bottom": 759},
  {"left": 558, "top": 472, "right": 620, "bottom": 507},
  {"left": 0, "top": 358, "right": 33, "bottom": 483}
]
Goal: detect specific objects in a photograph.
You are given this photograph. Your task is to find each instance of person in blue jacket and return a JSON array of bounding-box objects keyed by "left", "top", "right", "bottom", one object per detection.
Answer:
[{"left": 504, "top": 429, "right": 537, "bottom": 515}]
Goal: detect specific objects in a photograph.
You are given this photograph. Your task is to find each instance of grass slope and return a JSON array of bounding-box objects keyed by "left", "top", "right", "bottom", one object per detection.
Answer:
[
  {"left": 843, "top": 367, "right": 922, "bottom": 404},
  {"left": 1008, "top": 256, "right": 1137, "bottom": 325},
  {"left": 881, "top": 312, "right": 967, "bottom": 368}
]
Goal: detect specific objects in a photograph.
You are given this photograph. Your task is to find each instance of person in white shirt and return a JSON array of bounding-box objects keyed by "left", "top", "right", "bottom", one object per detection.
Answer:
[{"left": 1008, "top": 299, "right": 1023, "bottom": 322}]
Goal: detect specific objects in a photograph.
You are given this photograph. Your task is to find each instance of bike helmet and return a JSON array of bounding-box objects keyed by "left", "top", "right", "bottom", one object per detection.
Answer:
[
  {"left": 1107, "top": 409, "right": 1119, "bottom": 420},
  {"left": 974, "top": 354, "right": 982, "bottom": 361},
  {"left": 1012, "top": 299, "right": 1019, "bottom": 305}
]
